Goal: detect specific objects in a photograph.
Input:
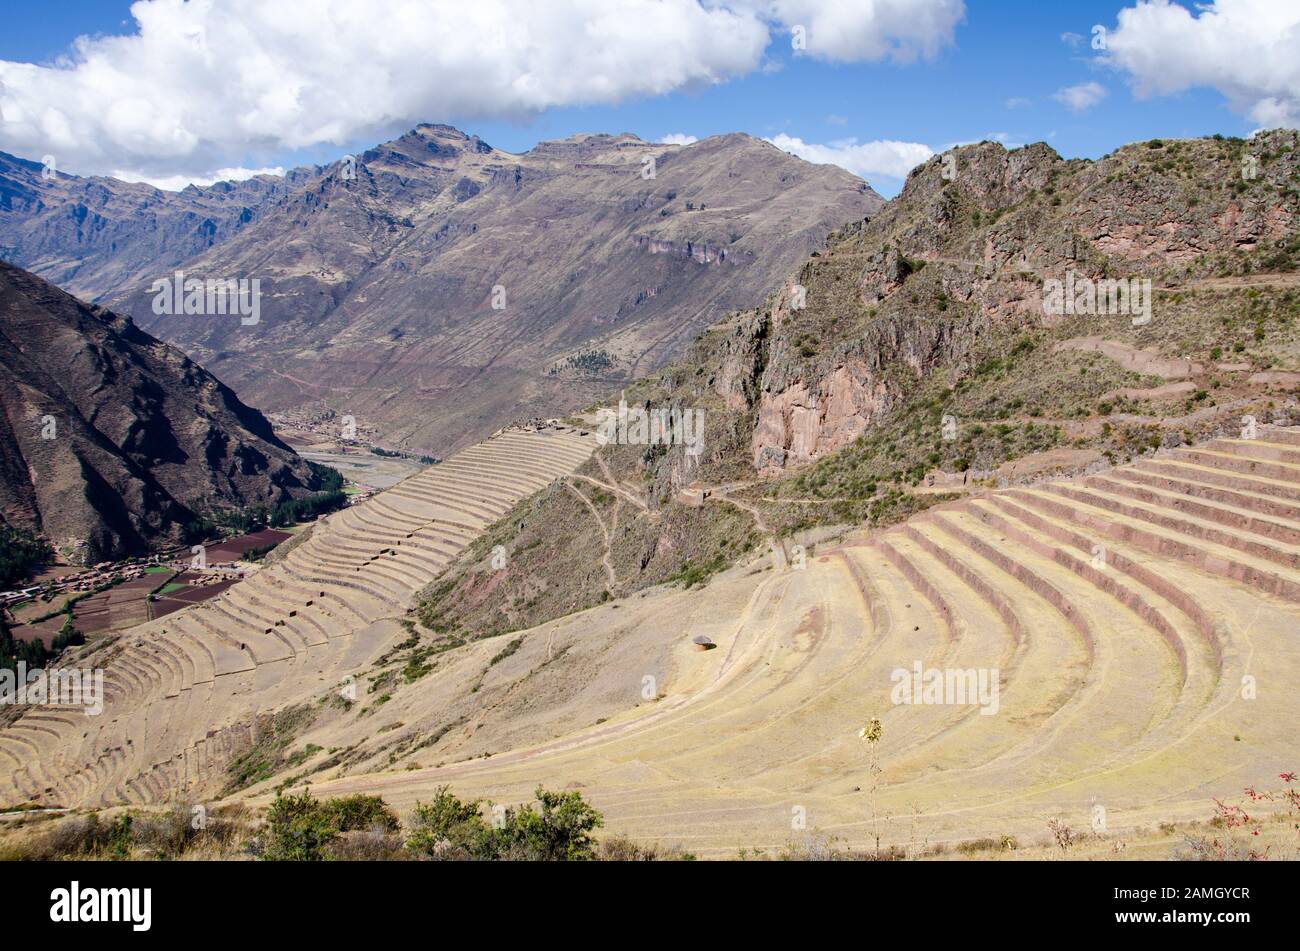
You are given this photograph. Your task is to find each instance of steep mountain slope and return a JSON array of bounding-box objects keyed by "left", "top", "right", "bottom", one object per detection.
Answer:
[
  {"left": 415, "top": 130, "right": 1300, "bottom": 641},
  {"left": 1, "top": 126, "right": 881, "bottom": 456},
  {"left": 0, "top": 151, "right": 302, "bottom": 301},
  {"left": 0, "top": 262, "right": 322, "bottom": 564}
]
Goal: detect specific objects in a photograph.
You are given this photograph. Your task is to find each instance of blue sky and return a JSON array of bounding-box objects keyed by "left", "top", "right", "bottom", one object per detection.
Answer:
[
  {"left": 468, "top": 2, "right": 1241, "bottom": 158},
  {"left": 0, "top": 1, "right": 1290, "bottom": 196}
]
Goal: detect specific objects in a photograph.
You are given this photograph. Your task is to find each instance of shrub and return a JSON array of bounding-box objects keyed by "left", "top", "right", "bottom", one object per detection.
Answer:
[
  {"left": 321, "top": 794, "right": 400, "bottom": 833},
  {"left": 405, "top": 785, "right": 604, "bottom": 861},
  {"left": 597, "top": 834, "right": 695, "bottom": 861},
  {"left": 107, "top": 815, "right": 134, "bottom": 860},
  {"left": 262, "top": 789, "right": 398, "bottom": 861},
  {"left": 325, "top": 827, "right": 405, "bottom": 861},
  {"left": 499, "top": 787, "right": 604, "bottom": 861},
  {"left": 27, "top": 814, "right": 114, "bottom": 859},
  {"left": 406, "top": 785, "right": 500, "bottom": 860},
  {"left": 263, "top": 790, "right": 337, "bottom": 861},
  {"left": 489, "top": 637, "right": 524, "bottom": 666}
]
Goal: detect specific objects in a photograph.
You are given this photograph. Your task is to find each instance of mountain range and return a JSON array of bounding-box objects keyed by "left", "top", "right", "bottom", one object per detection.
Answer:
[{"left": 0, "top": 126, "right": 880, "bottom": 455}]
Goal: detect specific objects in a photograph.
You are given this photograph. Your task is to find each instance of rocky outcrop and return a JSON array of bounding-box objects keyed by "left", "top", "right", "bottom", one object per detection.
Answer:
[
  {"left": 751, "top": 300, "right": 986, "bottom": 473},
  {"left": 752, "top": 363, "right": 890, "bottom": 471},
  {"left": 632, "top": 234, "right": 744, "bottom": 266},
  {"left": 707, "top": 311, "right": 769, "bottom": 411},
  {"left": 744, "top": 131, "right": 1300, "bottom": 475}
]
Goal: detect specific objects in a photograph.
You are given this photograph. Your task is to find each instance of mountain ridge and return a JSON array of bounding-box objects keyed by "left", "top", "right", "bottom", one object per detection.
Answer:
[
  {"left": 0, "top": 262, "right": 323, "bottom": 564},
  {"left": 1, "top": 124, "right": 883, "bottom": 455}
]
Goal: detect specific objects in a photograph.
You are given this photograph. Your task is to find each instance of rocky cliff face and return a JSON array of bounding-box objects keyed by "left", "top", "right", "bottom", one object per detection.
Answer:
[
  {"left": 745, "top": 131, "right": 1300, "bottom": 474},
  {"left": 0, "top": 263, "right": 320, "bottom": 564},
  {"left": 1, "top": 125, "right": 882, "bottom": 456}
]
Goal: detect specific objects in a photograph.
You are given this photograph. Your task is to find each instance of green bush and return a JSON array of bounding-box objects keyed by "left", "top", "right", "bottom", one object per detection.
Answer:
[
  {"left": 263, "top": 790, "right": 336, "bottom": 861},
  {"left": 263, "top": 789, "right": 398, "bottom": 861},
  {"left": 320, "top": 794, "right": 400, "bottom": 833},
  {"left": 405, "top": 785, "right": 603, "bottom": 861},
  {"left": 406, "top": 786, "right": 501, "bottom": 860},
  {"left": 503, "top": 787, "right": 604, "bottom": 861}
]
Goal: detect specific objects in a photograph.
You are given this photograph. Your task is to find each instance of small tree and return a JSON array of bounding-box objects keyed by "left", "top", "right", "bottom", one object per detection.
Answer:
[
  {"left": 498, "top": 787, "right": 604, "bottom": 861},
  {"left": 406, "top": 785, "right": 497, "bottom": 860}
]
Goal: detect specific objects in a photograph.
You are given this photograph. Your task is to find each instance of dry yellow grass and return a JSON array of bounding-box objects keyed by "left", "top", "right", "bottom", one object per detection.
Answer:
[{"left": 6, "top": 426, "right": 1300, "bottom": 860}]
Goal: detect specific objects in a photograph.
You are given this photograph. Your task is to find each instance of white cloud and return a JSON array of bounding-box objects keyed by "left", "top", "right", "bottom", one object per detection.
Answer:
[
  {"left": 1053, "top": 81, "right": 1108, "bottom": 112},
  {"left": 0, "top": 0, "right": 966, "bottom": 183},
  {"left": 1060, "top": 31, "right": 1084, "bottom": 47},
  {"left": 1103, "top": 0, "right": 1300, "bottom": 129},
  {"left": 766, "top": 133, "right": 933, "bottom": 180},
  {"left": 766, "top": 0, "right": 965, "bottom": 62},
  {"left": 1004, "top": 96, "right": 1032, "bottom": 109},
  {"left": 659, "top": 133, "right": 699, "bottom": 145},
  {"left": 826, "top": 114, "right": 848, "bottom": 125},
  {"left": 112, "top": 166, "right": 286, "bottom": 191}
]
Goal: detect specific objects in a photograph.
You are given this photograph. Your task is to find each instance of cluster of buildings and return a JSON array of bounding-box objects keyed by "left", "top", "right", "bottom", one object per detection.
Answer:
[{"left": 1, "top": 556, "right": 169, "bottom": 609}]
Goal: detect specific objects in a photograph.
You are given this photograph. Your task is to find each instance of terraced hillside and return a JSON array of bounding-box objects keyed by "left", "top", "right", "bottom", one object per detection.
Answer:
[
  {"left": 274, "top": 427, "right": 1300, "bottom": 856},
  {"left": 0, "top": 426, "right": 594, "bottom": 808},
  {"left": 415, "top": 131, "right": 1300, "bottom": 641}
]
